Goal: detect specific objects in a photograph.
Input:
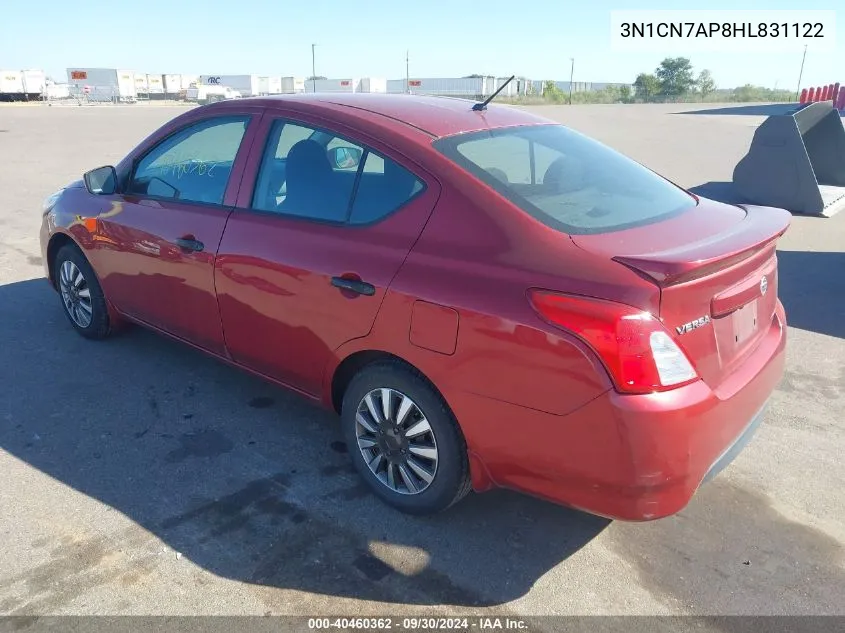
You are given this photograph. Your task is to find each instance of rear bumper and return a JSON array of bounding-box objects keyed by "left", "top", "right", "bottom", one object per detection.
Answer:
[
  {"left": 701, "top": 399, "right": 767, "bottom": 485},
  {"left": 453, "top": 301, "right": 787, "bottom": 521}
]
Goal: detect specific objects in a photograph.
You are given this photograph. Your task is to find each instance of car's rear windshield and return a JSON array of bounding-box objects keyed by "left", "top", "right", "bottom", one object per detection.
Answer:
[{"left": 433, "top": 124, "right": 696, "bottom": 235}]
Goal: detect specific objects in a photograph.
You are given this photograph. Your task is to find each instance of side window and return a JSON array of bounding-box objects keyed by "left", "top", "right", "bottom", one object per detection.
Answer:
[
  {"left": 129, "top": 116, "right": 249, "bottom": 205},
  {"left": 251, "top": 120, "right": 361, "bottom": 221},
  {"left": 251, "top": 119, "right": 425, "bottom": 225},
  {"left": 273, "top": 123, "right": 313, "bottom": 157},
  {"left": 348, "top": 152, "right": 424, "bottom": 225}
]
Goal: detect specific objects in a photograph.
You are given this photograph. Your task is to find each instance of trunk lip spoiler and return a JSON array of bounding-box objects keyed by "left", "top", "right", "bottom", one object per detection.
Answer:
[
  {"left": 610, "top": 204, "right": 791, "bottom": 288},
  {"left": 710, "top": 255, "right": 778, "bottom": 318}
]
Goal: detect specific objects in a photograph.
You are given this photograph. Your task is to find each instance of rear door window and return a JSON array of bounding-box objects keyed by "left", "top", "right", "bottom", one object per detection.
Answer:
[
  {"left": 251, "top": 120, "right": 360, "bottom": 220},
  {"left": 251, "top": 119, "right": 425, "bottom": 225},
  {"left": 434, "top": 124, "right": 696, "bottom": 235}
]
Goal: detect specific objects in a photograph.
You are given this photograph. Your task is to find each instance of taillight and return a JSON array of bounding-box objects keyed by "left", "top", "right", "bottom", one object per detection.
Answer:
[{"left": 528, "top": 290, "right": 698, "bottom": 394}]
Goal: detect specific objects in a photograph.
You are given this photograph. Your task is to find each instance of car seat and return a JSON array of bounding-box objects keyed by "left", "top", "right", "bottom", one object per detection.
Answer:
[{"left": 279, "top": 139, "right": 342, "bottom": 219}]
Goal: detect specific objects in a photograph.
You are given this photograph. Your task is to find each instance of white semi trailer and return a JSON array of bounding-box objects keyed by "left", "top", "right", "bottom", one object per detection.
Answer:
[
  {"left": 185, "top": 84, "right": 242, "bottom": 103},
  {"left": 199, "top": 75, "right": 261, "bottom": 97},
  {"left": 0, "top": 69, "right": 46, "bottom": 101}
]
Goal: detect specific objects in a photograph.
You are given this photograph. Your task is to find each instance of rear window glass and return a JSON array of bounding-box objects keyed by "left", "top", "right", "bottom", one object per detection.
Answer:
[{"left": 433, "top": 124, "right": 696, "bottom": 235}]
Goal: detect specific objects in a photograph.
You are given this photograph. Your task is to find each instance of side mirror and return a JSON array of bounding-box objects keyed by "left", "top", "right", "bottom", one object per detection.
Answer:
[
  {"left": 328, "top": 146, "right": 363, "bottom": 170},
  {"left": 83, "top": 165, "right": 117, "bottom": 195}
]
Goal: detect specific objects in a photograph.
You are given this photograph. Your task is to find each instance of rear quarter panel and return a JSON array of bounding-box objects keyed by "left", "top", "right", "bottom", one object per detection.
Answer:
[
  {"left": 326, "top": 140, "right": 661, "bottom": 412},
  {"left": 324, "top": 176, "right": 663, "bottom": 475}
]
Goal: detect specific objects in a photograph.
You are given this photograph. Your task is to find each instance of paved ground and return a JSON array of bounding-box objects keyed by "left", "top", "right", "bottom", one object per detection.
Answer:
[{"left": 0, "top": 102, "right": 843, "bottom": 617}]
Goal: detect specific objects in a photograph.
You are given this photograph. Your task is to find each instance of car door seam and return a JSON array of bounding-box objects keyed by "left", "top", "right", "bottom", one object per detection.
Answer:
[
  {"left": 211, "top": 206, "right": 237, "bottom": 359},
  {"left": 382, "top": 178, "right": 445, "bottom": 305},
  {"left": 214, "top": 109, "right": 270, "bottom": 358},
  {"left": 330, "top": 177, "right": 445, "bottom": 355}
]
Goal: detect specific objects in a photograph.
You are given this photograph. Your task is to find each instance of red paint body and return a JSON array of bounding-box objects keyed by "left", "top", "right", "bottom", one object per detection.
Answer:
[{"left": 39, "top": 95, "right": 790, "bottom": 520}]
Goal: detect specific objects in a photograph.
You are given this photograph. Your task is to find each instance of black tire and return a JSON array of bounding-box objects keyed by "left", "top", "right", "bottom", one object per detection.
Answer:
[
  {"left": 54, "top": 244, "right": 111, "bottom": 340},
  {"left": 341, "top": 360, "right": 472, "bottom": 515}
]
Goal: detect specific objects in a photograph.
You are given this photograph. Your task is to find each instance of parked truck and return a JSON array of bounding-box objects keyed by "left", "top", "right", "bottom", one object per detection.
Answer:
[
  {"left": 185, "top": 84, "right": 242, "bottom": 103},
  {"left": 358, "top": 77, "right": 387, "bottom": 93},
  {"left": 402, "top": 77, "right": 490, "bottom": 99},
  {"left": 280, "top": 77, "right": 306, "bottom": 93},
  {"left": 199, "top": 75, "right": 260, "bottom": 97},
  {"left": 133, "top": 73, "right": 149, "bottom": 97},
  {"left": 0, "top": 70, "right": 24, "bottom": 101},
  {"left": 258, "top": 75, "right": 283, "bottom": 95},
  {"left": 0, "top": 69, "right": 45, "bottom": 101},
  {"left": 146, "top": 74, "right": 165, "bottom": 95},
  {"left": 163, "top": 73, "right": 182, "bottom": 96},
  {"left": 22, "top": 70, "right": 46, "bottom": 98},
  {"left": 305, "top": 78, "right": 359, "bottom": 93}
]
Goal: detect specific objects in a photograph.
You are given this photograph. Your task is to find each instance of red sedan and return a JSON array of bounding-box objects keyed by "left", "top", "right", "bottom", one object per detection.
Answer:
[{"left": 39, "top": 94, "right": 790, "bottom": 520}]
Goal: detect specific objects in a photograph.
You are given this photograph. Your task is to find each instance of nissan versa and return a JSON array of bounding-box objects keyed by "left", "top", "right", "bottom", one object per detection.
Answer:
[{"left": 39, "top": 93, "right": 790, "bottom": 520}]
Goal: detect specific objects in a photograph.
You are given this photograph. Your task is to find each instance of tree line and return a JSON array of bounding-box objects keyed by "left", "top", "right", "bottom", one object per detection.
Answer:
[
  {"left": 633, "top": 58, "right": 795, "bottom": 103},
  {"left": 633, "top": 57, "right": 714, "bottom": 101},
  {"left": 533, "top": 57, "right": 795, "bottom": 105}
]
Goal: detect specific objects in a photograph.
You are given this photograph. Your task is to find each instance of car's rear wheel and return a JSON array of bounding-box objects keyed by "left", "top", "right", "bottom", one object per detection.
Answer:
[
  {"left": 341, "top": 361, "right": 471, "bottom": 514},
  {"left": 54, "top": 244, "right": 110, "bottom": 340}
]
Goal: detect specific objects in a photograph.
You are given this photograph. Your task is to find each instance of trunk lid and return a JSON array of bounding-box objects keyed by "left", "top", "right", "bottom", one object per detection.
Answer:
[{"left": 571, "top": 197, "right": 791, "bottom": 388}]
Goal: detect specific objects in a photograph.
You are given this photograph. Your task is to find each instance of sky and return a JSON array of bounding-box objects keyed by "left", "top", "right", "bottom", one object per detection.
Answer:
[{"left": 0, "top": 0, "right": 840, "bottom": 90}]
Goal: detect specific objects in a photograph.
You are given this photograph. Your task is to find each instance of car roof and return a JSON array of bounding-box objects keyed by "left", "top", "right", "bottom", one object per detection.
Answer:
[{"left": 223, "top": 93, "right": 555, "bottom": 138}]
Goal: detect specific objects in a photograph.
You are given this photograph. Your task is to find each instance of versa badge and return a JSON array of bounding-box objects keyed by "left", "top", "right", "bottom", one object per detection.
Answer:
[{"left": 676, "top": 314, "right": 711, "bottom": 335}]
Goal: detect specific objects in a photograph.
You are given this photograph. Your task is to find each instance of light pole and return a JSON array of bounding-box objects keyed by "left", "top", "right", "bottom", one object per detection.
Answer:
[
  {"left": 569, "top": 58, "right": 575, "bottom": 105},
  {"left": 406, "top": 50, "right": 410, "bottom": 93},
  {"left": 311, "top": 43, "right": 317, "bottom": 93},
  {"left": 795, "top": 44, "right": 808, "bottom": 101}
]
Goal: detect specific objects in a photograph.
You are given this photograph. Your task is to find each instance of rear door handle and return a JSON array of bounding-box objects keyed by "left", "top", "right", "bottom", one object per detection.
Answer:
[
  {"left": 331, "top": 276, "right": 375, "bottom": 296},
  {"left": 176, "top": 237, "right": 204, "bottom": 252}
]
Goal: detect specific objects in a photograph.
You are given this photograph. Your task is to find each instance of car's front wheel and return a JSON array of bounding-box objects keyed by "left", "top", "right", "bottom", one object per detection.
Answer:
[
  {"left": 341, "top": 361, "right": 471, "bottom": 514},
  {"left": 54, "top": 244, "right": 111, "bottom": 340}
]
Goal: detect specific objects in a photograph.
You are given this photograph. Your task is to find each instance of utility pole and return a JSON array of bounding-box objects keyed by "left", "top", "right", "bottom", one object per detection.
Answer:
[
  {"left": 311, "top": 43, "right": 317, "bottom": 93},
  {"left": 795, "top": 44, "right": 808, "bottom": 101},
  {"left": 406, "top": 50, "right": 410, "bottom": 93},
  {"left": 569, "top": 58, "right": 575, "bottom": 105}
]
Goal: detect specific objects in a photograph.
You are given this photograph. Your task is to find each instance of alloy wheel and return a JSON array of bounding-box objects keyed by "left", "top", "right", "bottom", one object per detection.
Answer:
[
  {"left": 59, "top": 259, "right": 93, "bottom": 328},
  {"left": 355, "top": 388, "right": 439, "bottom": 495}
]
